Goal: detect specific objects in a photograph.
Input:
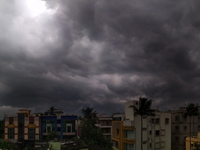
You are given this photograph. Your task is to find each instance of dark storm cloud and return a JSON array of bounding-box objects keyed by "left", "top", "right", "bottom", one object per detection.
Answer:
[{"left": 1, "top": 0, "right": 200, "bottom": 117}]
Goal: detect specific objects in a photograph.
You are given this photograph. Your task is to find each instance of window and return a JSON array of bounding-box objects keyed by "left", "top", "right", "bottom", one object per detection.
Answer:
[
  {"left": 161, "top": 141, "right": 165, "bottom": 148},
  {"left": 155, "top": 143, "right": 160, "bottom": 148},
  {"left": 124, "top": 143, "right": 134, "bottom": 150},
  {"left": 29, "top": 121, "right": 34, "bottom": 124},
  {"left": 198, "top": 117, "right": 200, "bottom": 123},
  {"left": 142, "top": 128, "right": 147, "bottom": 131},
  {"left": 9, "top": 121, "right": 13, "bottom": 124},
  {"left": 29, "top": 135, "right": 34, "bottom": 140},
  {"left": 8, "top": 128, "right": 14, "bottom": 133},
  {"left": 198, "top": 125, "right": 200, "bottom": 131},
  {"left": 175, "top": 126, "right": 180, "bottom": 132},
  {"left": 184, "top": 137, "right": 187, "bottom": 144},
  {"left": 66, "top": 123, "right": 72, "bottom": 133},
  {"left": 161, "top": 129, "right": 165, "bottom": 136},
  {"left": 175, "top": 136, "right": 179, "bottom": 142},
  {"left": 124, "top": 130, "right": 134, "bottom": 139},
  {"left": 156, "top": 118, "right": 160, "bottom": 124},
  {"left": 149, "top": 130, "right": 152, "bottom": 135},
  {"left": 9, "top": 135, "right": 14, "bottom": 139},
  {"left": 182, "top": 116, "right": 187, "bottom": 122},
  {"left": 136, "top": 102, "right": 138, "bottom": 105},
  {"left": 29, "top": 128, "right": 34, "bottom": 133},
  {"left": 113, "top": 140, "right": 119, "bottom": 149},
  {"left": 46, "top": 124, "right": 52, "bottom": 133},
  {"left": 149, "top": 143, "right": 152, "bottom": 148},
  {"left": 155, "top": 130, "right": 160, "bottom": 136},
  {"left": 175, "top": 115, "right": 180, "bottom": 122},
  {"left": 57, "top": 120, "right": 61, "bottom": 124},
  {"left": 151, "top": 118, "right": 155, "bottom": 123},
  {"left": 165, "top": 118, "right": 169, "bottom": 124},
  {"left": 116, "top": 129, "right": 119, "bottom": 137},
  {"left": 184, "top": 126, "right": 187, "bottom": 131},
  {"left": 149, "top": 118, "right": 151, "bottom": 123}
]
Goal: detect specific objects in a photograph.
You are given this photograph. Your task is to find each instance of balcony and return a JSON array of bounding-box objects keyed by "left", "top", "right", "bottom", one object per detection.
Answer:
[
  {"left": 123, "top": 138, "right": 135, "bottom": 144},
  {"left": 98, "top": 118, "right": 112, "bottom": 120},
  {"left": 100, "top": 123, "right": 112, "bottom": 126},
  {"left": 63, "top": 132, "right": 76, "bottom": 135},
  {"left": 103, "top": 133, "right": 111, "bottom": 135},
  {"left": 100, "top": 125, "right": 112, "bottom": 128},
  {"left": 96, "top": 123, "right": 111, "bottom": 128},
  {"left": 28, "top": 124, "right": 36, "bottom": 128},
  {"left": 7, "top": 124, "right": 15, "bottom": 128}
]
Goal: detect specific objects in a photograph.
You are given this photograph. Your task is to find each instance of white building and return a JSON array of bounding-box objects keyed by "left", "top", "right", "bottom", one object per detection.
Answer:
[
  {"left": 112, "top": 100, "right": 171, "bottom": 150},
  {"left": 96, "top": 114, "right": 112, "bottom": 139},
  {"left": 171, "top": 105, "right": 200, "bottom": 150}
]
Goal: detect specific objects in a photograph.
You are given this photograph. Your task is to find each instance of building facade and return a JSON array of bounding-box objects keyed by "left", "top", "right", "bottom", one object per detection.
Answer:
[
  {"left": 112, "top": 100, "right": 171, "bottom": 150},
  {"left": 4, "top": 109, "right": 77, "bottom": 141},
  {"left": 96, "top": 114, "right": 112, "bottom": 139},
  {"left": 171, "top": 105, "right": 200, "bottom": 150},
  {"left": 4, "top": 109, "right": 40, "bottom": 142}
]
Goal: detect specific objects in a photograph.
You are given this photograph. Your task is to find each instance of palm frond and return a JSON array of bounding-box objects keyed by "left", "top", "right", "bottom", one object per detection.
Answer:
[{"left": 129, "top": 97, "right": 155, "bottom": 117}]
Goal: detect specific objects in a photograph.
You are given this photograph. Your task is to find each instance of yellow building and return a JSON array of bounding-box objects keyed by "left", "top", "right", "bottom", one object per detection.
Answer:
[
  {"left": 112, "top": 120, "right": 135, "bottom": 150},
  {"left": 186, "top": 132, "right": 200, "bottom": 150}
]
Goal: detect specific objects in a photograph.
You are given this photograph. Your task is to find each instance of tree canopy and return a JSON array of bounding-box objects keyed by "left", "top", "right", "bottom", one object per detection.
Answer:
[
  {"left": 129, "top": 97, "right": 155, "bottom": 117},
  {"left": 129, "top": 97, "right": 155, "bottom": 150},
  {"left": 0, "top": 141, "right": 14, "bottom": 150},
  {"left": 44, "top": 106, "right": 56, "bottom": 115},
  {"left": 80, "top": 107, "right": 112, "bottom": 150},
  {"left": 183, "top": 103, "right": 199, "bottom": 118}
]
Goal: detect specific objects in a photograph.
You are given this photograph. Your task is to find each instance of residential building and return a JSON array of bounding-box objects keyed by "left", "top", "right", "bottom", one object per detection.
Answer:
[
  {"left": 4, "top": 109, "right": 40, "bottom": 142},
  {"left": 4, "top": 109, "right": 77, "bottom": 141},
  {"left": 113, "top": 113, "right": 125, "bottom": 121},
  {"left": 96, "top": 114, "right": 112, "bottom": 139},
  {"left": 186, "top": 132, "right": 200, "bottom": 150},
  {"left": 112, "top": 100, "right": 171, "bottom": 150},
  {"left": 171, "top": 105, "right": 200, "bottom": 150}
]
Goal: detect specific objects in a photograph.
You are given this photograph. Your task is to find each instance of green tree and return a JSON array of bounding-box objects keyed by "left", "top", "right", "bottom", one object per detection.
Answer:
[
  {"left": 80, "top": 107, "right": 112, "bottom": 150},
  {"left": 46, "top": 131, "right": 61, "bottom": 141},
  {"left": 183, "top": 103, "right": 199, "bottom": 150},
  {"left": 0, "top": 119, "right": 4, "bottom": 138},
  {"left": 44, "top": 106, "right": 56, "bottom": 115},
  {"left": 194, "top": 142, "right": 200, "bottom": 150},
  {"left": 0, "top": 141, "right": 14, "bottom": 150},
  {"left": 129, "top": 97, "right": 155, "bottom": 150}
]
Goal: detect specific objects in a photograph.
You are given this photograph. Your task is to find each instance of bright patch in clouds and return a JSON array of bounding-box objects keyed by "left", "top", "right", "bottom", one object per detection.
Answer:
[{"left": 25, "top": 0, "right": 57, "bottom": 17}]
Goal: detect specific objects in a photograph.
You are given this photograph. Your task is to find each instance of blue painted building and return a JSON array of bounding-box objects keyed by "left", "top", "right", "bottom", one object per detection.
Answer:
[
  {"left": 40, "top": 115, "right": 77, "bottom": 140},
  {"left": 61, "top": 116, "right": 77, "bottom": 139}
]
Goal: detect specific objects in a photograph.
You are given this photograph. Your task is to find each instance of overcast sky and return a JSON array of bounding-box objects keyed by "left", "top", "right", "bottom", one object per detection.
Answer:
[{"left": 1, "top": 0, "right": 200, "bottom": 118}]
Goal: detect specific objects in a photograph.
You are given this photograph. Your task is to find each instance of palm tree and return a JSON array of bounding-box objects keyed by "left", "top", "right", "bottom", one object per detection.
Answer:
[
  {"left": 44, "top": 106, "right": 56, "bottom": 115},
  {"left": 129, "top": 97, "right": 155, "bottom": 150},
  {"left": 81, "top": 107, "right": 97, "bottom": 125},
  {"left": 183, "top": 103, "right": 199, "bottom": 150}
]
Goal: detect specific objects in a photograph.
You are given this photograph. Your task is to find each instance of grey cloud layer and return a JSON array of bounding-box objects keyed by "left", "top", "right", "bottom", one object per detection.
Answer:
[{"left": 1, "top": 0, "right": 200, "bottom": 115}]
